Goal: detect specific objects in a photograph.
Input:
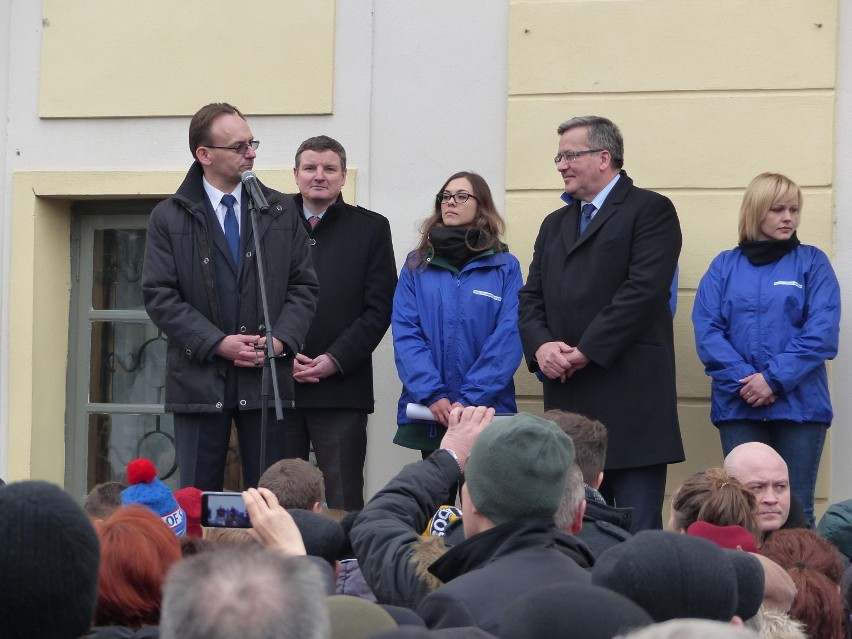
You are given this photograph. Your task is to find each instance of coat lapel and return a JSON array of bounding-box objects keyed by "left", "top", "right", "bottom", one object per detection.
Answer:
[
  {"left": 564, "top": 172, "right": 633, "bottom": 258},
  {"left": 559, "top": 201, "right": 582, "bottom": 256}
]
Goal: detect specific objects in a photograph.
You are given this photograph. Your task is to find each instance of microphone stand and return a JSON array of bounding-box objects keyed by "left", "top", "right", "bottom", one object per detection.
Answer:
[{"left": 245, "top": 194, "right": 284, "bottom": 481}]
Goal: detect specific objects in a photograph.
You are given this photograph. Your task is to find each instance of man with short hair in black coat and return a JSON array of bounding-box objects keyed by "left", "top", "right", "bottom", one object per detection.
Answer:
[{"left": 285, "top": 135, "right": 397, "bottom": 510}]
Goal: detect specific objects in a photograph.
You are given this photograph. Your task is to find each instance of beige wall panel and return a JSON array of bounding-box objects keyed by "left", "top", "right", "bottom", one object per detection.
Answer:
[
  {"left": 509, "top": 0, "right": 836, "bottom": 95},
  {"left": 40, "top": 0, "right": 335, "bottom": 117},
  {"left": 516, "top": 398, "right": 545, "bottom": 415},
  {"left": 674, "top": 292, "right": 708, "bottom": 400},
  {"left": 506, "top": 94, "right": 834, "bottom": 191},
  {"left": 515, "top": 362, "right": 541, "bottom": 398},
  {"left": 9, "top": 185, "right": 71, "bottom": 481},
  {"left": 668, "top": 402, "right": 721, "bottom": 485},
  {"left": 504, "top": 191, "right": 564, "bottom": 278}
]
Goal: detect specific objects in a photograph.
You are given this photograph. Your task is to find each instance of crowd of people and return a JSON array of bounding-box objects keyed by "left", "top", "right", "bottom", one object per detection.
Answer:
[
  {"left": 4, "top": 406, "right": 852, "bottom": 638},
  {"left": 1, "top": 103, "right": 846, "bottom": 638}
]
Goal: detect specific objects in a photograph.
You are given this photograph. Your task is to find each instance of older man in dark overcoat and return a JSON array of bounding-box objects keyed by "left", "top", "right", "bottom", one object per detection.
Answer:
[{"left": 518, "top": 115, "right": 683, "bottom": 531}]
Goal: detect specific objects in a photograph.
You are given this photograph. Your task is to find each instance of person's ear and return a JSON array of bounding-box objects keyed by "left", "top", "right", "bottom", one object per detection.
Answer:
[
  {"left": 196, "top": 146, "right": 212, "bottom": 167},
  {"left": 571, "top": 499, "right": 586, "bottom": 534}
]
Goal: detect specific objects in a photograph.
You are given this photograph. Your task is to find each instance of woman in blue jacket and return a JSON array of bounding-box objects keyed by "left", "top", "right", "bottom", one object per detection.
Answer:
[
  {"left": 392, "top": 171, "right": 523, "bottom": 456},
  {"left": 692, "top": 173, "right": 840, "bottom": 526}
]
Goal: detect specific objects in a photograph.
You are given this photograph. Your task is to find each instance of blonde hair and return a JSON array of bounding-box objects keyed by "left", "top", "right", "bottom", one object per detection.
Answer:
[
  {"left": 203, "top": 527, "right": 260, "bottom": 546},
  {"left": 738, "top": 173, "right": 802, "bottom": 243}
]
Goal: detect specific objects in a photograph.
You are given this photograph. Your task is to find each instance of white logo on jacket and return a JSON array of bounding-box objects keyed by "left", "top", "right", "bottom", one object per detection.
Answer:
[
  {"left": 774, "top": 280, "right": 803, "bottom": 289},
  {"left": 472, "top": 289, "right": 502, "bottom": 301}
]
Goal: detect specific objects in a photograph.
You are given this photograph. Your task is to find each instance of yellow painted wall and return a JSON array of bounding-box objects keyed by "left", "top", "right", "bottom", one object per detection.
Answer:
[
  {"left": 8, "top": 169, "right": 355, "bottom": 484},
  {"left": 39, "top": 0, "right": 336, "bottom": 117},
  {"left": 506, "top": 0, "right": 838, "bottom": 516}
]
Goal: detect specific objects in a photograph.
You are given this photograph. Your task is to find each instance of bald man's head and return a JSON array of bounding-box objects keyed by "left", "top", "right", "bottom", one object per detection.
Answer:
[{"left": 724, "top": 443, "right": 790, "bottom": 533}]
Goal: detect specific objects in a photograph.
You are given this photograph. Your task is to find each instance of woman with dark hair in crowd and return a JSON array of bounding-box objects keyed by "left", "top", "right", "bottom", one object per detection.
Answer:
[
  {"left": 761, "top": 529, "right": 847, "bottom": 639},
  {"left": 86, "top": 505, "right": 182, "bottom": 637},
  {"left": 692, "top": 173, "right": 840, "bottom": 527},
  {"left": 667, "top": 468, "right": 762, "bottom": 547},
  {"left": 392, "top": 171, "right": 523, "bottom": 460}
]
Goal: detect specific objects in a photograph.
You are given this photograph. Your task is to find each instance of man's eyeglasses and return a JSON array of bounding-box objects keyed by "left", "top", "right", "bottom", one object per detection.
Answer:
[
  {"left": 206, "top": 140, "right": 260, "bottom": 155},
  {"left": 553, "top": 149, "right": 603, "bottom": 165},
  {"left": 438, "top": 191, "right": 478, "bottom": 205}
]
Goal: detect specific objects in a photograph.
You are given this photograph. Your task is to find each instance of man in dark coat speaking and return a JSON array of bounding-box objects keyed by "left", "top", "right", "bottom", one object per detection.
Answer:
[
  {"left": 142, "top": 102, "right": 319, "bottom": 491},
  {"left": 518, "top": 115, "right": 683, "bottom": 531}
]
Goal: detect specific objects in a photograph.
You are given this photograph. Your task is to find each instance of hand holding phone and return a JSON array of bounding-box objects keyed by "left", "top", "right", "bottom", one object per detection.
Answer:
[
  {"left": 243, "top": 487, "right": 306, "bottom": 557},
  {"left": 201, "top": 492, "right": 252, "bottom": 528}
]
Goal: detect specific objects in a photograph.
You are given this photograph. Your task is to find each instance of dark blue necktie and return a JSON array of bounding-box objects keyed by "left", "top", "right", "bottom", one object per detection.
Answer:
[
  {"left": 221, "top": 194, "right": 240, "bottom": 264},
  {"left": 579, "top": 202, "right": 596, "bottom": 236}
]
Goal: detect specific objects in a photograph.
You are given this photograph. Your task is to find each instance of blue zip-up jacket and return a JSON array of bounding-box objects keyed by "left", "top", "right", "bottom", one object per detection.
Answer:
[
  {"left": 692, "top": 244, "right": 840, "bottom": 424},
  {"left": 392, "top": 250, "right": 523, "bottom": 428}
]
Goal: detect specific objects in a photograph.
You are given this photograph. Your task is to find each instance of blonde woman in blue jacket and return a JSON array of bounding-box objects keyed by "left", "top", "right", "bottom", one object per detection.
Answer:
[
  {"left": 392, "top": 171, "right": 523, "bottom": 457},
  {"left": 692, "top": 173, "right": 840, "bottom": 526}
]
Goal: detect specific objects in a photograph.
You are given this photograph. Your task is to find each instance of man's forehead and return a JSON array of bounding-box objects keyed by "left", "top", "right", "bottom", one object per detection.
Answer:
[
  {"left": 559, "top": 127, "right": 589, "bottom": 148},
  {"left": 210, "top": 113, "right": 251, "bottom": 141},
  {"left": 736, "top": 457, "right": 789, "bottom": 484},
  {"left": 299, "top": 149, "right": 342, "bottom": 167}
]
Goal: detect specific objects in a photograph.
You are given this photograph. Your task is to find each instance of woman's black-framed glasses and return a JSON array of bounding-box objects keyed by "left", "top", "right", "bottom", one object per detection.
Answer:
[{"left": 438, "top": 191, "right": 478, "bottom": 205}]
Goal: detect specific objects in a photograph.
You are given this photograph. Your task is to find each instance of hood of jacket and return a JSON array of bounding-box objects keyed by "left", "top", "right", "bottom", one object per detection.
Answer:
[{"left": 427, "top": 516, "right": 561, "bottom": 584}]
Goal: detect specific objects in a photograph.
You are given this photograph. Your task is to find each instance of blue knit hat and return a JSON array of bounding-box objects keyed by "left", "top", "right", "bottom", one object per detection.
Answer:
[{"left": 121, "top": 458, "right": 186, "bottom": 535}]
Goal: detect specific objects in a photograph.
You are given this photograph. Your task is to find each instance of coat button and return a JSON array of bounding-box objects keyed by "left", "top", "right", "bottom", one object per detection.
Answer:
[
  {"left": 215, "top": 401, "right": 223, "bottom": 409},
  {"left": 239, "top": 400, "right": 247, "bottom": 406},
  {"left": 276, "top": 205, "right": 283, "bottom": 211},
  {"left": 310, "top": 238, "right": 317, "bottom": 246},
  {"left": 246, "top": 251, "right": 252, "bottom": 258},
  {"left": 185, "top": 348, "right": 192, "bottom": 356},
  {"left": 203, "top": 257, "right": 210, "bottom": 264},
  {"left": 240, "top": 326, "right": 247, "bottom": 333}
]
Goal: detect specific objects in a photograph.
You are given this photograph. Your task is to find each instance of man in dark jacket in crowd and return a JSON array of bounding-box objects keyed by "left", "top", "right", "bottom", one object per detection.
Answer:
[
  {"left": 285, "top": 135, "right": 397, "bottom": 510},
  {"left": 351, "top": 406, "right": 590, "bottom": 633},
  {"left": 142, "top": 102, "right": 319, "bottom": 490},
  {"left": 545, "top": 410, "right": 632, "bottom": 556}
]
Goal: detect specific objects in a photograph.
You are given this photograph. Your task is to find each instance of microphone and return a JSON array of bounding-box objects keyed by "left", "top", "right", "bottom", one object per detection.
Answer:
[{"left": 241, "top": 171, "right": 270, "bottom": 213}]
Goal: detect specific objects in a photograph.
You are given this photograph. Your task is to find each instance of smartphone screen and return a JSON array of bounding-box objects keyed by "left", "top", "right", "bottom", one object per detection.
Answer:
[{"left": 201, "top": 491, "right": 252, "bottom": 528}]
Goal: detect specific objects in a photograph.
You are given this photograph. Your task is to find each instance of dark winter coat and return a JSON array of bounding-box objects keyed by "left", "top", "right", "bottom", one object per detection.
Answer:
[
  {"left": 142, "top": 161, "right": 319, "bottom": 411},
  {"left": 350, "top": 451, "right": 463, "bottom": 610},
  {"left": 518, "top": 171, "right": 684, "bottom": 470},
  {"left": 578, "top": 495, "right": 633, "bottom": 558},
  {"left": 416, "top": 517, "right": 591, "bottom": 632},
  {"left": 292, "top": 194, "right": 397, "bottom": 411}
]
